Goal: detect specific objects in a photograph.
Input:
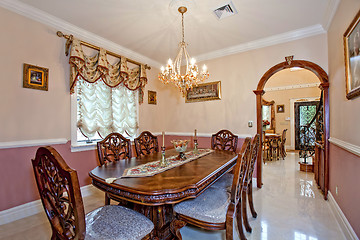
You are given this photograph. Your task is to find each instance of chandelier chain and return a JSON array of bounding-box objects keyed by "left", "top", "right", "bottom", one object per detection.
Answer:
[{"left": 181, "top": 12, "right": 185, "bottom": 43}]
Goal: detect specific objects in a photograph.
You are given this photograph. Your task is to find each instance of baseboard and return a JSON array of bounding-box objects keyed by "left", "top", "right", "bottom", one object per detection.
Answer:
[
  {"left": 0, "top": 184, "right": 97, "bottom": 225},
  {"left": 328, "top": 191, "right": 359, "bottom": 240},
  {"left": 252, "top": 177, "right": 257, "bottom": 188}
]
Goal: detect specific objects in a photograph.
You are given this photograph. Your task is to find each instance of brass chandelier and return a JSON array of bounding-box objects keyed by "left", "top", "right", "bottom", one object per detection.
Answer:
[{"left": 159, "top": 6, "right": 209, "bottom": 97}]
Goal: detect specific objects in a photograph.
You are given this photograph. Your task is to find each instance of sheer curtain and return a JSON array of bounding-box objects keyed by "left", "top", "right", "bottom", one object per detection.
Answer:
[{"left": 77, "top": 78, "right": 137, "bottom": 138}]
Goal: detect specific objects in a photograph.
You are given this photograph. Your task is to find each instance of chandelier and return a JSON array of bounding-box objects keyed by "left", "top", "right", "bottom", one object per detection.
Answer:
[{"left": 159, "top": 6, "right": 209, "bottom": 97}]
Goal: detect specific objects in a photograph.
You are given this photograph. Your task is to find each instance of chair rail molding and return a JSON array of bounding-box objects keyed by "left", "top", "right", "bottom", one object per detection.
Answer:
[
  {"left": 152, "top": 132, "right": 252, "bottom": 139},
  {"left": 0, "top": 138, "right": 68, "bottom": 149},
  {"left": 328, "top": 191, "right": 359, "bottom": 240},
  {"left": 329, "top": 137, "right": 360, "bottom": 157}
]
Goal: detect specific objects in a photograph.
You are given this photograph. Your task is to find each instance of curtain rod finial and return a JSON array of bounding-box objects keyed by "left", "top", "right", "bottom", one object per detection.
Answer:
[{"left": 57, "top": 31, "right": 64, "bottom": 37}]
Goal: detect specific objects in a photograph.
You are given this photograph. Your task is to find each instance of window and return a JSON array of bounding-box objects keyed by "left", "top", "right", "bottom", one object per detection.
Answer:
[{"left": 71, "top": 78, "right": 138, "bottom": 152}]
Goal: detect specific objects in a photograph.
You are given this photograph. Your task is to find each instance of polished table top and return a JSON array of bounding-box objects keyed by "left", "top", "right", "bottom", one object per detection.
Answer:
[{"left": 89, "top": 148, "right": 237, "bottom": 205}]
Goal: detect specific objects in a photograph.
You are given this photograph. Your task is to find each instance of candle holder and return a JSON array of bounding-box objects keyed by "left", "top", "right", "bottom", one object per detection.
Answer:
[
  {"left": 193, "top": 139, "right": 199, "bottom": 154},
  {"left": 160, "top": 146, "right": 167, "bottom": 167}
]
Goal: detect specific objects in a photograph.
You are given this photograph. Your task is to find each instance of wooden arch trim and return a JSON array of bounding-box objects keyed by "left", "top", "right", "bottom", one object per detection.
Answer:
[
  {"left": 256, "top": 60, "right": 328, "bottom": 91},
  {"left": 253, "top": 59, "right": 330, "bottom": 199}
]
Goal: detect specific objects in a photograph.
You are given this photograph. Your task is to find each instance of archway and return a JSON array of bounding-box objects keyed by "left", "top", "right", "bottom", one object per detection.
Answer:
[{"left": 253, "top": 57, "right": 330, "bottom": 199}]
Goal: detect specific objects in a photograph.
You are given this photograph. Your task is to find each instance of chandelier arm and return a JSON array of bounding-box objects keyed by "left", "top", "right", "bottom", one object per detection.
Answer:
[{"left": 183, "top": 46, "right": 191, "bottom": 74}]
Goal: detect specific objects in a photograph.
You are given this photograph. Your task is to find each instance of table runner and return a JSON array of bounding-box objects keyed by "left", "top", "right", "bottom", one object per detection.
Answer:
[{"left": 105, "top": 149, "right": 213, "bottom": 183}]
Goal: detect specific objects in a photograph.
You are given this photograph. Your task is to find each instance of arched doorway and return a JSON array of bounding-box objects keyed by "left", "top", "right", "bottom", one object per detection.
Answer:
[{"left": 254, "top": 57, "right": 330, "bottom": 199}]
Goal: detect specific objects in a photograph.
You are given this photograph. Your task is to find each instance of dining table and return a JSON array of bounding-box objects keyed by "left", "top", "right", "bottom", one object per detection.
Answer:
[{"left": 89, "top": 148, "right": 238, "bottom": 240}]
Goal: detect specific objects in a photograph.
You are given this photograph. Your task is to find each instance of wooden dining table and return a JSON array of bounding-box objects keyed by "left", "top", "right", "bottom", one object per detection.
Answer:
[{"left": 89, "top": 148, "right": 237, "bottom": 240}]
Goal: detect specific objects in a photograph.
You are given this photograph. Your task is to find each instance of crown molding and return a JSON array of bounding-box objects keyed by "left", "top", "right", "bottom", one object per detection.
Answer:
[
  {"left": 0, "top": 0, "right": 332, "bottom": 67},
  {"left": 322, "top": 0, "right": 341, "bottom": 31},
  {"left": 264, "top": 83, "right": 320, "bottom": 92},
  {"left": 0, "top": 0, "right": 162, "bottom": 68},
  {"left": 195, "top": 24, "right": 326, "bottom": 62}
]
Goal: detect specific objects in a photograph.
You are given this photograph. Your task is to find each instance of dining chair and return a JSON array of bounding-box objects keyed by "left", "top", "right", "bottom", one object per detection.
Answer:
[
  {"left": 268, "top": 134, "right": 281, "bottom": 161},
  {"left": 31, "top": 146, "right": 156, "bottom": 240},
  {"left": 279, "top": 129, "right": 288, "bottom": 159},
  {"left": 134, "top": 131, "right": 159, "bottom": 157},
  {"left": 172, "top": 137, "right": 252, "bottom": 240},
  {"left": 97, "top": 132, "right": 131, "bottom": 204},
  {"left": 211, "top": 129, "right": 239, "bottom": 153},
  {"left": 97, "top": 132, "right": 132, "bottom": 166},
  {"left": 262, "top": 132, "right": 271, "bottom": 162},
  {"left": 242, "top": 134, "right": 260, "bottom": 233}
]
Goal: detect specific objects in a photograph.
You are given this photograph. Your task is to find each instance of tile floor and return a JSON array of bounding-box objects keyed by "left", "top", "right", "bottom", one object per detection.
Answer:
[{"left": 0, "top": 152, "right": 346, "bottom": 240}]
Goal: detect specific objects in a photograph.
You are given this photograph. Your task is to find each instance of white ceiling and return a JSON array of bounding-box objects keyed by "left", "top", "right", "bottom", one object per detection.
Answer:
[{"left": 1, "top": 0, "right": 339, "bottom": 68}]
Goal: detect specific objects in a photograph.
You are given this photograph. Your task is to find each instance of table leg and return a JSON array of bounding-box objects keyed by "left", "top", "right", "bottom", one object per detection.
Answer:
[{"left": 133, "top": 203, "right": 176, "bottom": 240}]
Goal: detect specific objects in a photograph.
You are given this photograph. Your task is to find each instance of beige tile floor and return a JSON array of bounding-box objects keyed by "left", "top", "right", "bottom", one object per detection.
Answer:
[{"left": 0, "top": 152, "right": 346, "bottom": 240}]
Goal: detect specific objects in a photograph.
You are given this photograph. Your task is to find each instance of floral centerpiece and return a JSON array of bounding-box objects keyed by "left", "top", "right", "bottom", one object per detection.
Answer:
[
  {"left": 171, "top": 140, "right": 189, "bottom": 160},
  {"left": 262, "top": 119, "right": 270, "bottom": 131}
]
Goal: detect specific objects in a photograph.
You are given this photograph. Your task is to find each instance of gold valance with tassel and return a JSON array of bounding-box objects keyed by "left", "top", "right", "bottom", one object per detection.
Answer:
[{"left": 57, "top": 31, "right": 150, "bottom": 103}]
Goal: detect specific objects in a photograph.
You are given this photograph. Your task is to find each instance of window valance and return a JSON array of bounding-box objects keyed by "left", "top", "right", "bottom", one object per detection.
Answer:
[{"left": 69, "top": 38, "right": 147, "bottom": 95}]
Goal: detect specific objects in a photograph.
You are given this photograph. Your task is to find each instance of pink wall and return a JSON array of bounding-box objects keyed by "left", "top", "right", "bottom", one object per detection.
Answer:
[
  {"left": 0, "top": 142, "right": 98, "bottom": 211},
  {"left": 0, "top": 135, "right": 248, "bottom": 211},
  {"left": 329, "top": 143, "right": 360, "bottom": 237}
]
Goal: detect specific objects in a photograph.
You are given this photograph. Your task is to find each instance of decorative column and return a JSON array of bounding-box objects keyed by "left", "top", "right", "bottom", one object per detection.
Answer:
[{"left": 254, "top": 89, "right": 265, "bottom": 188}]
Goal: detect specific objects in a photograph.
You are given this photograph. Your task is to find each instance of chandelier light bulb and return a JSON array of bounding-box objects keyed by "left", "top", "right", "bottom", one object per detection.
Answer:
[
  {"left": 202, "top": 65, "right": 207, "bottom": 72},
  {"left": 168, "top": 59, "right": 173, "bottom": 65},
  {"left": 190, "top": 58, "right": 196, "bottom": 65}
]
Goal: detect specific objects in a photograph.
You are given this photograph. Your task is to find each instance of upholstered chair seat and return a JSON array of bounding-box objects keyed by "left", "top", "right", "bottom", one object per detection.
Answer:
[
  {"left": 86, "top": 205, "right": 154, "bottom": 240},
  {"left": 211, "top": 173, "right": 233, "bottom": 190},
  {"left": 173, "top": 187, "right": 230, "bottom": 224}
]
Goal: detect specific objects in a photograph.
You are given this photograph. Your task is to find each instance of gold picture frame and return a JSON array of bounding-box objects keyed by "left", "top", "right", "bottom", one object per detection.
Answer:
[
  {"left": 344, "top": 10, "right": 360, "bottom": 99},
  {"left": 185, "top": 81, "right": 221, "bottom": 103},
  {"left": 23, "top": 63, "right": 48, "bottom": 91},
  {"left": 276, "top": 104, "right": 285, "bottom": 113},
  {"left": 148, "top": 90, "right": 157, "bottom": 104}
]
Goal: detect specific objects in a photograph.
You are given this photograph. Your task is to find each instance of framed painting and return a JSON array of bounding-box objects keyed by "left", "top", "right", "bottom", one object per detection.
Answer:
[
  {"left": 148, "top": 90, "right": 157, "bottom": 104},
  {"left": 344, "top": 10, "right": 360, "bottom": 99},
  {"left": 23, "top": 63, "right": 48, "bottom": 91},
  {"left": 185, "top": 81, "right": 221, "bottom": 103},
  {"left": 277, "top": 104, "right": 284, "bottom": 113}
]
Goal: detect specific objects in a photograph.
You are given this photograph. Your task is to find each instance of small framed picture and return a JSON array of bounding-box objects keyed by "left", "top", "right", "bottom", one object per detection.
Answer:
[
  {"left": 23, "top": 63, "right": 48, "bottom": 91},
  {"left": 148, "top": 90, "right": 157, "bottom": 104},
  {"left": 344, "top": 10, "right": 360, "bottom": 99},
  {"left": 277, "top": 104, "right": 285, "bottom": 113}
]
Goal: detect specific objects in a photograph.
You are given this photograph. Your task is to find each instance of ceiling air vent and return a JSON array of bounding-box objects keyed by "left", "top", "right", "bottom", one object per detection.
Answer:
[{"left": 213, "top": 1, "right": 238, "bottom": 20}]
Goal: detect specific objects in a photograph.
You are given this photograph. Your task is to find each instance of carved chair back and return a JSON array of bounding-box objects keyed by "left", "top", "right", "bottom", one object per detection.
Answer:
[
  {"left": 134, "top": 131, "right": 159, "bottom": 157},
  {"left": 32, "top": 146, "right": 86, "bottom": 240},
  {"left": 211, "top": 129, "right": 239, "bottom": 153},
  {"left": 281, "top": 129, "right": 288, "bottom": 145},
  {"left": 229, "top": 137, "right": 252, "bottom": 205},
  {"left": 97, "top": 133, "right": 132, "bottom": 166},
  {"left": 243, "top": 134, "right": 260, "bottom": 190}
]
